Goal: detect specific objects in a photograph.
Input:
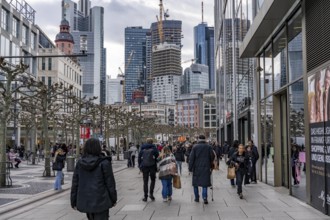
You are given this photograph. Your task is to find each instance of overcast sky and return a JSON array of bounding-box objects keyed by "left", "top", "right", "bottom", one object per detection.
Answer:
[{"left": 28, "top": 0, "right": 214, "bottom": 78}]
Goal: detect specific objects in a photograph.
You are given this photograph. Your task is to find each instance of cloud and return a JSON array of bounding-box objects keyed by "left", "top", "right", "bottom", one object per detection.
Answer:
[{"left": 29, "top": 0, "right": 214, "bottom": 77}]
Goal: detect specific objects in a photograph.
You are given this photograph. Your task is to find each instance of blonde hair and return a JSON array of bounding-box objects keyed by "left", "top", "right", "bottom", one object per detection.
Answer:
[{"left": 159, "top": 146, "right": 171, "bottom": 159}]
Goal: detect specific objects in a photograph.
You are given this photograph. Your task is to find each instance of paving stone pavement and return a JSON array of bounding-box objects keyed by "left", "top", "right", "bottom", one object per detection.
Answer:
[{"left": 4, "top": 161, "right": 330, "bottom": 220}]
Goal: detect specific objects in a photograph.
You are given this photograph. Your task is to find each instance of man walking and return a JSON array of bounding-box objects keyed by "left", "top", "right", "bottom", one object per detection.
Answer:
[
  {"left": 248, "top": 140, "right": 259, "bottom": 183},
  {"left": 189, "top": 135, "right": 215, "bottom": 204},
  {"left": 138, "top": 138, "right": 159, "bottom": 202}
]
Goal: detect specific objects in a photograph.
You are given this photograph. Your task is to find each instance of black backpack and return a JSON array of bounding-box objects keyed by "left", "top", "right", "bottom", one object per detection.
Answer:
[{"left": 142, "top": 148, "right": 156, "bottom": 167}]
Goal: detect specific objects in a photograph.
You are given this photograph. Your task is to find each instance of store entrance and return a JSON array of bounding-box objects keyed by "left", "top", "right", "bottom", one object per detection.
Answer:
[{"left": 238, "top": 112, "right": 250, "bottom": 145}]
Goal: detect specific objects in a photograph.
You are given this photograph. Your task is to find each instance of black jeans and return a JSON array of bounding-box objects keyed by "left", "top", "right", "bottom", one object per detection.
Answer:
[
  {"left": 131, "top": 155, "right": 136, "bottom": 167},
  {"left": 236, "top": 169, "right": 245, "bottom": 194},
  {"left": 86, "top": 210, "right": 109, "bottom": 220},
  {"left": 251, "top": 162, "right": 257, "bottom": 182},
  {"left": 142, "top": 166, "right": 156, "bottom": 198}
]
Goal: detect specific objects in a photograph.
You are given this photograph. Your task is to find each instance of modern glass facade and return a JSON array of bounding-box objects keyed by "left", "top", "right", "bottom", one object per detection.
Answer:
[
  {"left": 194, "top": 24, "right": 215, "bottom": 90},
  {"left": 215, "top": 0, "right": 253, "bottom": 146},
  {"left": 218, "top": 0, "right": 330, "bottom": 216},
  {"left": 182, "top": 63, "right": 209, "bottom": 94},
  {"left": 124, "top": 27, "right": 149, "bottom": 103},
  {"left": 63, "top": 1, "right": 106, "bottom": 104}
]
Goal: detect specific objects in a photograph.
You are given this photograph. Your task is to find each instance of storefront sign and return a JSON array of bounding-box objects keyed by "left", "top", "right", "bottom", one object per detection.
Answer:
[
  {"left": 80, "top": 126, "right": 90, "bottom": 139},
  {"left": 308, "top": 65, "right": 330, "bottom": 214}
]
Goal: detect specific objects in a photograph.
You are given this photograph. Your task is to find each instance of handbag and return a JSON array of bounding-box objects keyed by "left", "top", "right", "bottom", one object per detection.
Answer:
[
  {"left": 173, "top": 175, "right": 181, "bottom": 189},
  {"left": 227, "top": 166, "right": 236, "bottom": 179}
]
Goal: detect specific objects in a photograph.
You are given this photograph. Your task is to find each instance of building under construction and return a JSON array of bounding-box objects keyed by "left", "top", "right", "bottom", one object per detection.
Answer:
[
  {"left": 152, "top": 43, "right": 181, "bottom": 104},
  {"left": 150, "top": 0, "right": 183, "bottom": 104}
]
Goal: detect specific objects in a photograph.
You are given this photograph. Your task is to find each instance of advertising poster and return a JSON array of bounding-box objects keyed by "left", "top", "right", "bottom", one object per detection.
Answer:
[{"left": 308, "top": 66, "right": 330, "bottom": 214}]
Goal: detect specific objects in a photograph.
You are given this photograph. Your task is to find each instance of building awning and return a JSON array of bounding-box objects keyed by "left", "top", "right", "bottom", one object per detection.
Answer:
[{"left": 239, "top": 0, "right": 297, "bottom": 58}]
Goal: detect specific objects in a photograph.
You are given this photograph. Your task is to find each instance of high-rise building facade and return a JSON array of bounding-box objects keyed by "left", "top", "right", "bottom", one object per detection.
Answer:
[
  {"left": 182, "top": 63, "right": 209, "bottom": 94},
  {"left": 214, "top": 0, "right": 330, "bottom": 216},
  {"left": 106, "top": 75, "right": 123, "bottom": 105},
  {"left": 62, "top": 0, "right": 106, "bottom": 104},
  {"left": 150, "top": 20, "right": 182, "bottom": 47},
  {"left": 194, "top": 23, "right": 215, "bottom": 90},
  {"left": 124, "top": 27, "right": 149, "bottom": 103},
  {"left": 150, "top": 20, "right": 183, "bottom": 105},
  {"left": 151, "top": 43, "right": 181, "bottom": 104}
]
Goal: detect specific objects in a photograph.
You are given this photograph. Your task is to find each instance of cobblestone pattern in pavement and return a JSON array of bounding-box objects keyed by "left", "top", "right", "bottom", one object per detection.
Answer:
[
  {"left": 0, "top": 157, "right": 127, "bottom": 207},
  {"left": 6, "top": 161, "right": 330, "bottom": 220}
]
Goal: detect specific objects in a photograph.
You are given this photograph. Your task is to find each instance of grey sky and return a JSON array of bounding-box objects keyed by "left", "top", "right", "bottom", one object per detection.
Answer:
[{"left": 28, "top": 0, "right": 214, "bottom": 78}]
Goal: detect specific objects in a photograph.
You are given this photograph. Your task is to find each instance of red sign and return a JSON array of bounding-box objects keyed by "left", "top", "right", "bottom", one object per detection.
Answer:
[{"left": 80, "top": 126, "right": 90, "bottom": 139}]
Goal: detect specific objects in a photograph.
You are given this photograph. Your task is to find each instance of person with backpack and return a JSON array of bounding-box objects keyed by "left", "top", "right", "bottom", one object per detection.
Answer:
[
  {"left": 173, "top": 143, "right": 185, "bottom": 175},
  {"left": 247, "top": 140, "right": 259, "bottom": 183},
  {"left": 138, "top": 138, "right": 159, "bottom": 202}
]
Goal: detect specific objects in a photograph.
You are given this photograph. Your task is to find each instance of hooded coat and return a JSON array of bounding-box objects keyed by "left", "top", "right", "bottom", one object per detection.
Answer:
[
  {"left": 70, "top": 155, "right": 117, "bottom": 213},
  {"left": 188, "top": 141, "right": 215, "bottom": 187}
]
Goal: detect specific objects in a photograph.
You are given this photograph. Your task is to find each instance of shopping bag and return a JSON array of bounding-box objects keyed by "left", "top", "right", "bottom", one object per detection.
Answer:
[
  {"left": 227, "top": 166, "right": 236, "bottom": 179},
  {"left": 173, "top": 175, "right": 181, "bottom": 189}
]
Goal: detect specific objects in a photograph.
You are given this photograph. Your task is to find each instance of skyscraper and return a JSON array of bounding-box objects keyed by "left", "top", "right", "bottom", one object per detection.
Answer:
[
  {"left": 194, "top": 23, "right": 215, "bottom": 90},
  {"left": 62, "top": 0, "right": 106, "bottom": 104},
  {"left": 182, "top": 63, "right": 209, "bottom": 94},
  {"left": 150, "top": 19, "right": 183, "bottom": 105},
  {"left": 124, "top": 27, "right": 149, "bottom": 103}
]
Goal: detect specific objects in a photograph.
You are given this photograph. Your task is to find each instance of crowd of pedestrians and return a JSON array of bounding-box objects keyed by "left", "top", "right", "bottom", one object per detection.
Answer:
[{"left": 68, "top": 136, "right": 262, "bottom": 220}]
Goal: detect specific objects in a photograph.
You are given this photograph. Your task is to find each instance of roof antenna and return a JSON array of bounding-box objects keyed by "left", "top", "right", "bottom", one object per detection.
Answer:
[{"left": 202, "top": 1, "right": 204, "bottom": 23}]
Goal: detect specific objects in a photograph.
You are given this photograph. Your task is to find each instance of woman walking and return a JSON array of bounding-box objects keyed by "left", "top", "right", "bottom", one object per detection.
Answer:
[
  {"left": 173, "top": 143, "right": 185, "bottom": 175},
  {"left": 53, "top": 147, "right": 66, "bottom": 190},
  {"left": 71, "top": 138, "right": 117, "bottom": 220},
  {"left": 158, "top": 146, "right": 176, "bottom": 202},
  {"left": 227, "top": 144, "right": 248, "bottom": 199}
]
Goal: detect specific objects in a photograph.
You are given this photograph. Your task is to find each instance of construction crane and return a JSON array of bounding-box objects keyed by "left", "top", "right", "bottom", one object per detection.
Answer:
[
  {"left": 156, "top": 0, "right": 164, "bottom": 44},
  {"left": 181, "top": 58, "right": 197, "bottom": 65},
  {"left": 118, "top": 50, "right": 135, "bottom": 103}
]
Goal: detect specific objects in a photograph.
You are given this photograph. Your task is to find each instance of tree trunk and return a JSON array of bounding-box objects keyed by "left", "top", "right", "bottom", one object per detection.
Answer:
[
  {"left": 42, "top": 97, "right": 51, "bottom": 177},
  {"left": 31, "top": 116, "right": 37, "bottom": 165}
]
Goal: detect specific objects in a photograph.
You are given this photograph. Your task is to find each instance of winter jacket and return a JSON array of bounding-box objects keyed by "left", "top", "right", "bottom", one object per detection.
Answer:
[
  {"left": 138, "top": 144, "right": 159, "bottom": 169},
  {"left": 174, "top": 146, "right": 186, "bottom": 162},
  {"left": 188, "top": 141, "right": 215, "bottom": 187},
  {"left": 227, "top": 152, "right": 249, "bottom": 172},
  {"left": 71, "top": 155, "right": 117, "bottom": 213},
  {"left": 158, "top": 154, "right": 176, "bottom": 180},
  {"left": 54, "top": 153, "right": 66, "bottom": 171}
]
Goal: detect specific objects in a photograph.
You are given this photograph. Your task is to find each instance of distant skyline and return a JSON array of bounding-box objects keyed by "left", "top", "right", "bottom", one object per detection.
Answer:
[{"left": 28, "top": 0, "right": 214, "bottom": 78}]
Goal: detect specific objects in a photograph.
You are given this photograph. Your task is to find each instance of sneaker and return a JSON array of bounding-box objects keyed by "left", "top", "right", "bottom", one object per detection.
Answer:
[
  {"left": 239, "top": 193, "right": 243, "bottom": 199},
  {"left": 163, "top": 198, "right": 168, "bottom": 202},
  {"left": 149, "top": 195, "right": 155, "bottom": 201},
  {"left": 194, "top": 198, "right": 199, "bottom": 203},
  {"left": 142, "top": 197, "right": 147, "bottom": 202},
  {"left": 203, "top": 199, "right": 208, "bottom": 205},
  {"left": 168, "top": 196, "right": 172, "bottom": 201}
]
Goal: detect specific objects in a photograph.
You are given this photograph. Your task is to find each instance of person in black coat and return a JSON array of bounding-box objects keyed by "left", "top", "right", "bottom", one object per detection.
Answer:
[
  {"left": 247, "top": 140, "right": 259, "bottom": 183},
  {"left": 173, "top": 143, "right": 186, "bottom": 175},
  {"left": 189, "top": 135, "right": 215, "bottom": 205},
  {"left": 227, "top": 144, "right": 249, "bottom": 199},
  {"left": 53, "top": 147, "right": 66, "bottom": 190},
  {"left": 71, "top": 138, "right": 117, "bottom": 220},
  {"left": 138, "top": 138, "right": 159, "bottom": 202}
]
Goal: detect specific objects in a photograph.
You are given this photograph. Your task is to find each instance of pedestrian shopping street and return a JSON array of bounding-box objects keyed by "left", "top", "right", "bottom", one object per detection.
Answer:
[{"left": 1, "top": 160, "right": 329, "bottom": 220}]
